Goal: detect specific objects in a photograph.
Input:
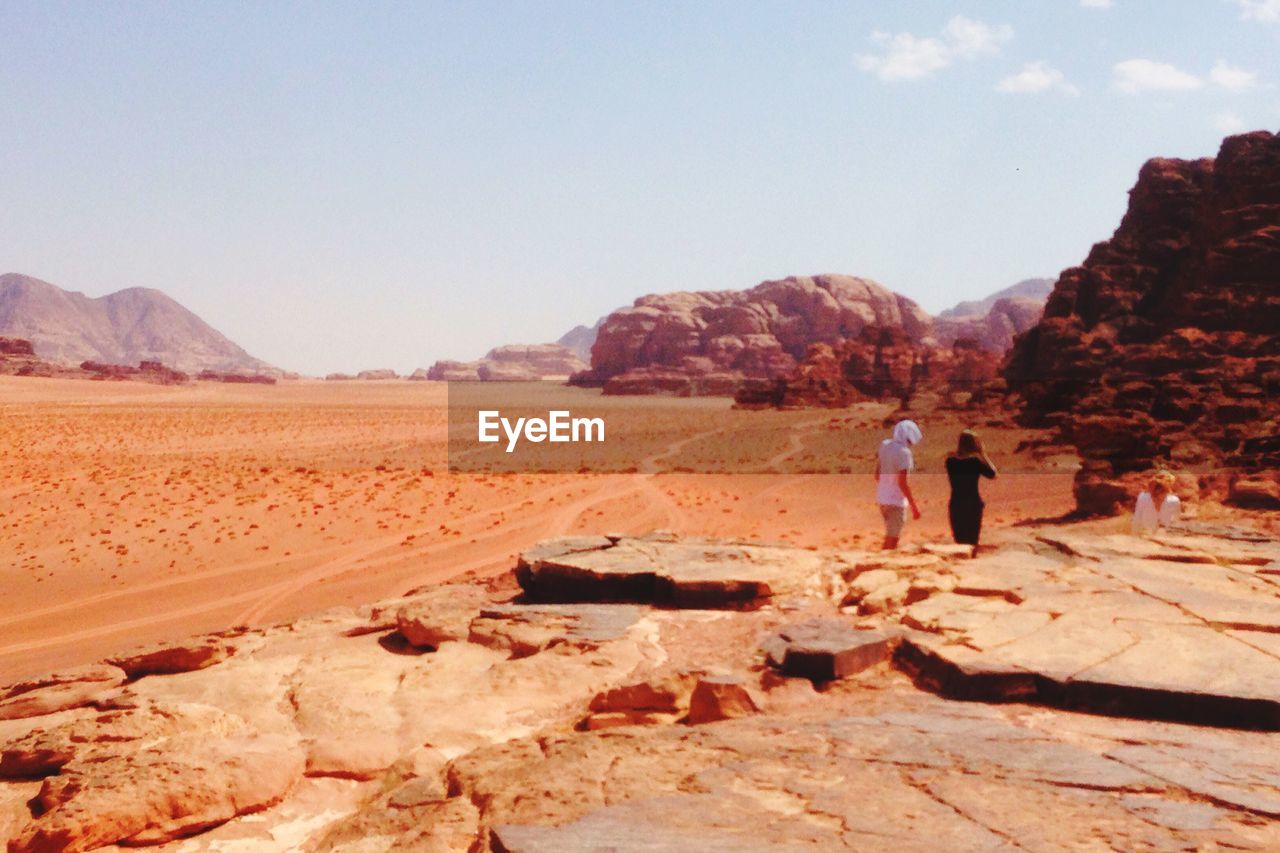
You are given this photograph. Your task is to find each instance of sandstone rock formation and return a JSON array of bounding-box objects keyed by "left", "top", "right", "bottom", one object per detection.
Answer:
[
  {"left": 1, "top": 525, "right": 1278, "bottom": 849},
  {"left": 571, "top": 274, "right": 933, "bottom": 396},
  {"left": 80, "top": 360, "right": 188, "bottom": 385},
  {"left": 1004, "top": 131, "right": 1280, "bottom": 515},
  {"left": 0, "top": 338, "right": 34, "bottom": 357},
  {"left": 426, "top": 343, "right": 587, "bottom": 381},
  {"left": 735, "top": 327, "right": 1003, "bottom": 411},
  {"left": 355, "top": 369, "right": 398, "bottom": 380},
  {"left": 0, "top": 273, "right": 277, "bottom": 375},
  {"left": 0, "top": 336, "right": 66, "bottom": 378},
  {"left": 1, "top": 338, "right": 199, "bottom": 386}
]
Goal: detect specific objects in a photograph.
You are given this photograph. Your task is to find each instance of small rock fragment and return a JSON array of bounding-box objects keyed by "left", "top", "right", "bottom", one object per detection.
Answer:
[
  {"left": 686, "top": 676, "right": 761, "bottom": 725},
  {"left": 762, "top": 620, "right": 897, "bottom": 682}
]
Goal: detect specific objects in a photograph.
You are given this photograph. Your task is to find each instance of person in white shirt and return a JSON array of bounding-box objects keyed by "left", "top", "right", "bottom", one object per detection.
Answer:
[
  {"left": 874, "top": 419, "right": 923, "bottom": 550},
  {"left": 1131, "top": 469, "right": 1181, "bottom": 534}
]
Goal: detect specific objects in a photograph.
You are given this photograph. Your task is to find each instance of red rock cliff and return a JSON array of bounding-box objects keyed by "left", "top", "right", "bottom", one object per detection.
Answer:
[{"left": 1004, "top": 131, "right": 1280, "bottom": 513}]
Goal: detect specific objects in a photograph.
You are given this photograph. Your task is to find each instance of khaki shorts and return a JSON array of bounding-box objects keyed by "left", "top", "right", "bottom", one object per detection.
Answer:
[{"left": 880, "top": 504, "right": 906, "bottom": 538}]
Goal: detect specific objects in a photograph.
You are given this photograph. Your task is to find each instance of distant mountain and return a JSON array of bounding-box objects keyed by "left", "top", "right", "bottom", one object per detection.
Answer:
[
  {"left": 937, "top": 278, "right": 1053, "bottom": 320},
  {"left": 0, "top": 273, "right": 276, "bottom": 374},
  {"left": 556, "top": 317, "right": 605, "bottom": 363}
]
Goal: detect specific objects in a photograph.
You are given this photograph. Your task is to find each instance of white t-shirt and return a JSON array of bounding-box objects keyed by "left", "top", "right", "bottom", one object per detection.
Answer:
[
  {"left": 877, "top": 439, "right": 914, "bottom": 507},
  {"left": 1132, "top": 491, "right": 1180, "bottom": 534}
]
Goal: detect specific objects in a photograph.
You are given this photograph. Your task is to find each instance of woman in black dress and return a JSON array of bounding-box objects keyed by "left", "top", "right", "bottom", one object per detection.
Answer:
[{"left": 945, "top": 430, "right": 997, "bottom": 556}]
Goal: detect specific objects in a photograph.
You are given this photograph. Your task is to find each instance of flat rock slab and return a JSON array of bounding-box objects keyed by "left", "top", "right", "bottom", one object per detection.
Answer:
[
  {"left": 517, "top": 536, "right": 830, "bottom": 607},
  {"left": 898, "top": 525, "right": 1280, "bottom": 729},
  {"left": 459, "top": 695, "right": 1280, "bottom": 850},
  {"left": 761, "top": 620, "right": 897, "bottom": 682},
  {"left": 468, "top": 604, "right": 644, "bottom": 658}
]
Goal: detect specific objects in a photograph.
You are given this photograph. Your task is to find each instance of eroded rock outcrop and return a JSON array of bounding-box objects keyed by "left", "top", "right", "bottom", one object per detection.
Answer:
[
  {"left": 80, "top": 361, "right": 189, "bottom": 385},
  {"left": 195, "top": 370, "right": 277, "bottom": 384},
  {"left": 426, "top": 343, "right": 588, "bottom": 382},
  {"left": 0, "top": 339, "right": 195, "bottom": 386},
  {"left": 571, "top": 274, "right": 933, "bottom": 396},
  {"left": 735, "top": 326, "right": 1004, "bottom": 411},
  {"left": 355, "top": 369, "right": 399, "bottom": 381},
  {"left": 1005, "top": 131, "right": 1280, "bottom": 515}
]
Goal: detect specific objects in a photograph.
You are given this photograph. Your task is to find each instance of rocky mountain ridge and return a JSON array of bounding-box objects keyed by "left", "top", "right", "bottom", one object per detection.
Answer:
[
  {"left": 0, "top": 274, "right": 276, "bottom": 376},
  {"left": 556, "top": 317, "right": 605, "bottom": 363},
  {"left": 937, "top": 277, "right": 1053, "bottom": 319}
]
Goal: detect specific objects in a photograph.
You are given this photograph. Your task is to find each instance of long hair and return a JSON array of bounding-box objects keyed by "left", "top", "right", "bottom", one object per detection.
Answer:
[{"left": 956, "top": 429, "right": 981, "bottom": 457}]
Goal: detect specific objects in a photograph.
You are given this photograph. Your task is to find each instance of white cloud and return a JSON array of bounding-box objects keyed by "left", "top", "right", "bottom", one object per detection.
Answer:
[
  {"left": 857, "top": 15, "right": 1013, "bottom": 82},
  {"left": 1209, "top": 60, "right": 1257, "bottom": 91},
  {"left": 996, "top": 62, "right": 1081, "bottom": 96},
  {"left": 1232, "top": 0, "right": 1280, "bottom": 22},
  {"left": 1080, "top": 0, "right": 1113, "bottom": 8},
  {"left": 857, "top": 32, "right": 951, "bottom": 81},
  {"left": 943, "top": 16, "right": 1014, "bottom": 58},
  {"left": 1213, "top": 111, "right": 1247, "bottom": 133},
  {"left": 1112, "top": 59, "right": 1204, "bottom": 94}
]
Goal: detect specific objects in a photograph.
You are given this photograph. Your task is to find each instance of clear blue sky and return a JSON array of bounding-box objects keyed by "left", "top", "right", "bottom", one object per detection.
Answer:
[{"left": 2, "top": 1, "right": 1277, "bottom": 374}]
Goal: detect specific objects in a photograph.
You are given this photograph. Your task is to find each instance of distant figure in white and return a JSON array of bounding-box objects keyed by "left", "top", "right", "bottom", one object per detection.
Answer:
[
  {"left": 1131, "top": 469, "right": 1181, "bottom": 534},
  {"left": 875, "top": 419, "right": 923, "bottom": 550}
]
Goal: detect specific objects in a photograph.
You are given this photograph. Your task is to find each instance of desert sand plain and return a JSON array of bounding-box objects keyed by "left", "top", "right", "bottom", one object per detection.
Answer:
[{"left": 0, "top": 376, "right": 1082, "bottom": 683}]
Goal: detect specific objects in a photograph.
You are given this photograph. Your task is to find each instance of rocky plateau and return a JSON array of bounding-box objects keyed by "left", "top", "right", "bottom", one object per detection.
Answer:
[{"left": 3, "top": 522, "right": 1279, "bottom": 851}]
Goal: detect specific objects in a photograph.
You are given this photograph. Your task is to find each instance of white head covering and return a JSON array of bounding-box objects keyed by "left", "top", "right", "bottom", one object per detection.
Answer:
[{"left": 892, "top": 419, "right": 922, "bottom": 446}]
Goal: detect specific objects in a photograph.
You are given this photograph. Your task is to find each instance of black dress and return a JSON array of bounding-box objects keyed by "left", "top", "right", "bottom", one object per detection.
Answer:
[{"left": 945, "top": 455, "right": 996, "bottom": 546}]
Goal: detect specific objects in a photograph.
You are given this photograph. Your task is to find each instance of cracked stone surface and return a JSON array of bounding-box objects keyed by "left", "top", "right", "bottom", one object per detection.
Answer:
[
  {"left": 898, "top": 529, "right": 1280, "bottom": 728},
  {"left": 515, "top": 534, "right": 840, "bottom": 606},
  {"left": 0, "top": 522, "right": 1277, "bottom": 850}
]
